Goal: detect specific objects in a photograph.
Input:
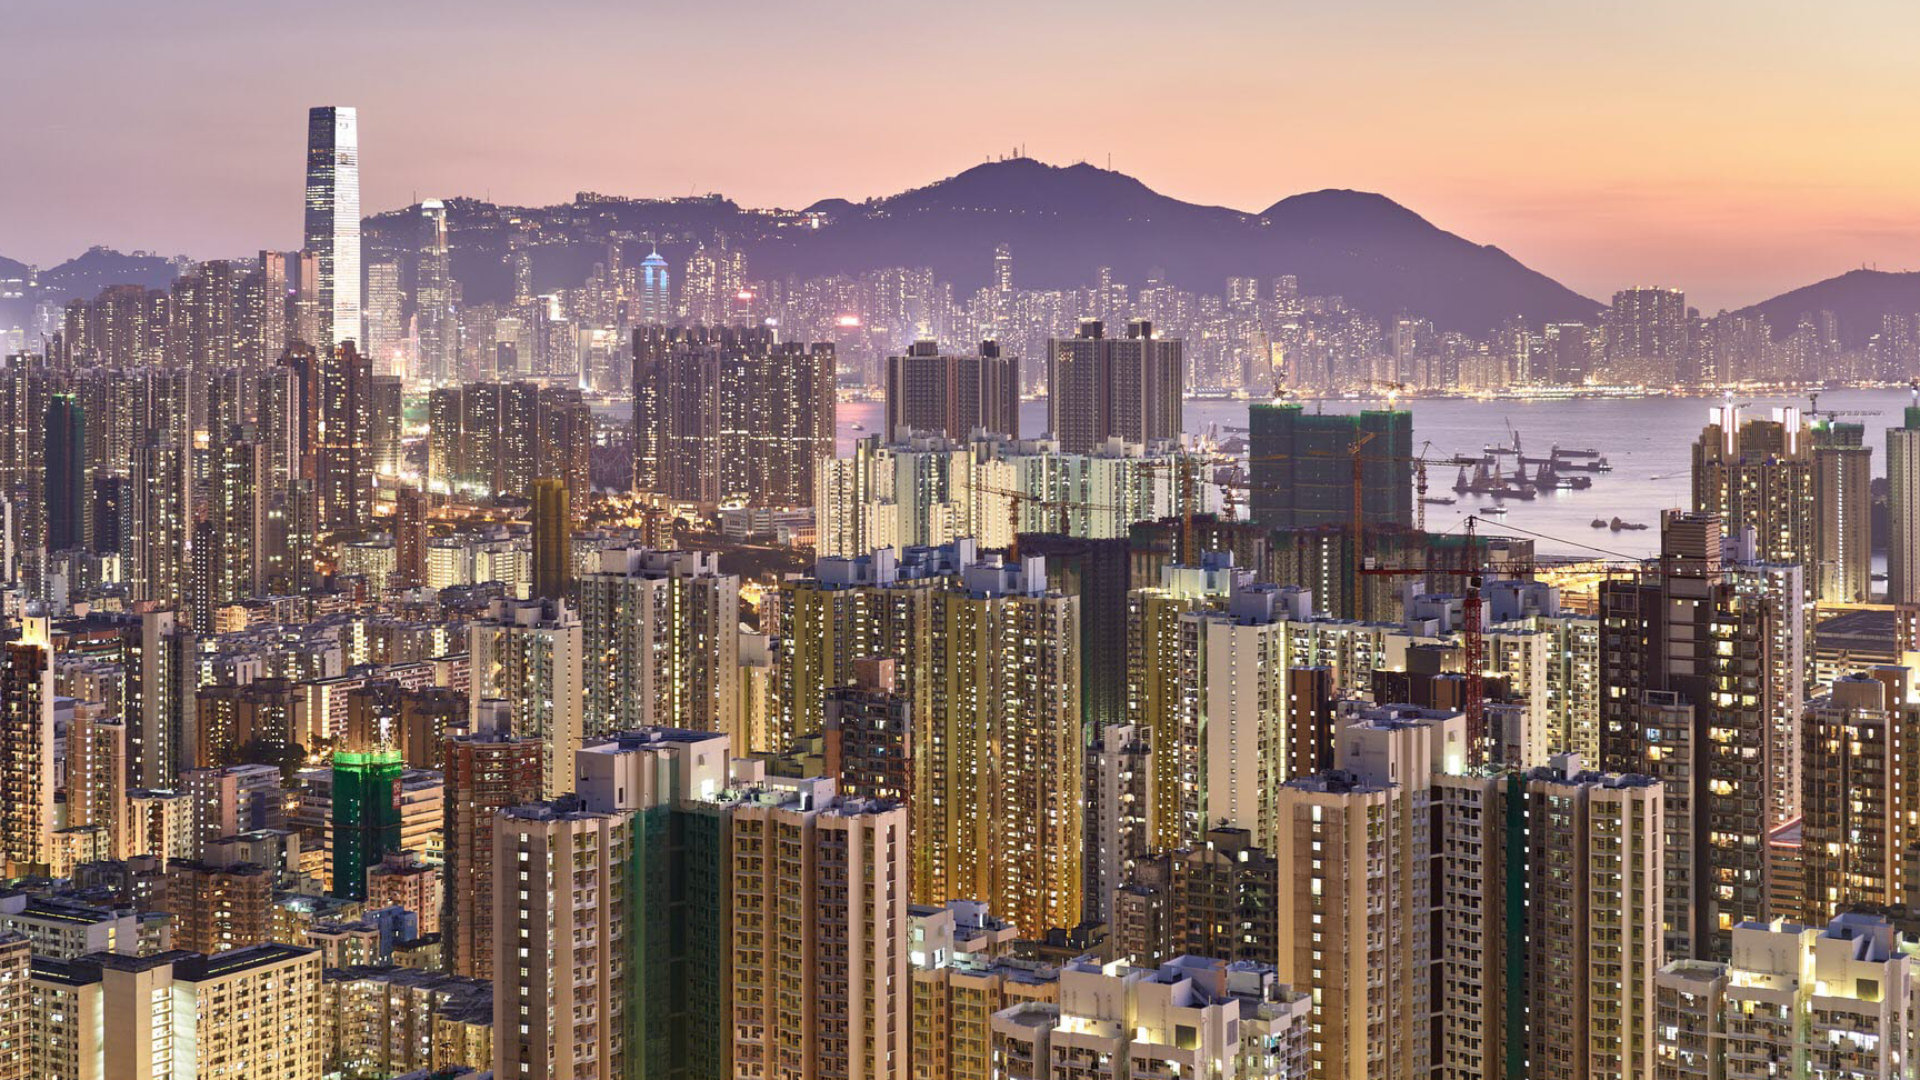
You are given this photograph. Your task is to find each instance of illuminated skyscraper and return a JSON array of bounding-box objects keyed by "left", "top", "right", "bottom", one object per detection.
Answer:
[
  {"left": 632, "top": 325, "right": 835, "bottom": 507},
  {"left": 578, "top": 546, "right": 741, "bottom": 740},
  {"left": 1045, "top": 319, "right": 1184, "bottom": 453},
  {"left": 530, "top": 477, "right": 570, "bottom": 601},
  {"left": 0, "top": 616, "right": 54, "bottom": 879},
  {"left": 363, "top": 259, "right": 404, "bottom": 376},
  {"left": 1605, "top": 286, "right": 1688, "bottom": 384},
  {"left": 1891, "top": 398, "right": 1920, "bottom": 605},
  {"left": 639, "top": 244, "right": 671, "bottom": 325},
  {"left": 885, "top": 339, "right": 1020, "bottom": 441},
  {"left": 304, "top": 105, "right": 361, "bottom": 348},
  {"left": 468, "top": 596, "right": 584, "bottom": 798},
  {"left": 43, "top": 393, "right": 84, "bottom": 552},
  {"left": 1811, "top": 418, "right": 1871, "bottom": 605},
  {"left": 416, "top": 199, "right": 453, "bottom": 382}
]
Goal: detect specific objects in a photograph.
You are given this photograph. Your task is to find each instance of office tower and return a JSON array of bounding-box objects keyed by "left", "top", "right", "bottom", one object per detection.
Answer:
[
  {"left": 44, "top": 393, "right": 84, "bottom": 552},
  {"left": 531, "top": 477, "right": 570, "bottom": 601},
  {"left": 1800, "top": 670, "right": 1914, "bottom": 923},
  {"left": 638, "top": 244, "right": 671, "bottom": 324},
  {"left": 30, "top": 944, "right": 324, "bottom": 1080},
  {"left": 1691, "top": 402, "right": 1813, "bottom": 588},
  {"left": 1889, "top": 398, "right": 1920, "bottom": 604},
  {"left": 1045, "top": 319, "right": 1183, "bottom": 452},
  {"left": 393, "top": 484, "right": 428, "bottom": 588},
  {"left": 1600, "top": 511, "right": 1803, "bottom": 961},
  {"left": 1605, "top": 286, "right": 1688, "bottom": 384},
  {"left": 989, "top": 956, "right": 1311, "bottom": 1080},
  {"left": 632, "top": 325, "right": 835, "bottom": 507},
  {"left": 1656, "top": 912, "right": 1914, "bottom": 1080},
  {"left": 442, "top": 706, "right": 543, "bottom": 981},
  {"left": 304, "top": 105, "right": 361, "bottom": 348},
  {"left": 1521, "top": 756, "right": 1665, "bottom": 1080},
  {"left": 1811, "top": 418, "right": 1872, "bottom": 604},
  {"left": 0, "top": 617, "right": 54, "bottom": 878},
  {"left": 415, "top": 200, "right": 453, "bottom": 382},
  {"left": 311, "top": 341, "right": 373, "bottom": 531},
  {"left": 578, "top": 546, "right": 741, "bottom": 738},
  {"left": 1247, "top": 400, "right": 1414, "bottom": 530},
  {"left": 330, "top": 747, "right": 402, "bottom": 902},
  {"left": 884, "top": 339, "right": 1020, "bottom": 441},
  {"left": 363, "top": 260, "right": 404, "bottom": 375},
  {"left": 165, "top": 858, "right": 273, "bottom": 954},
  {"left": 66, "top": 713, "right": 127, "bottom": 860},
  {"left": 822, "top": 656, "right": 911, "bottom": 803},
  {"left": 468, "top": 596, "right": 584, "bottom": 798}
]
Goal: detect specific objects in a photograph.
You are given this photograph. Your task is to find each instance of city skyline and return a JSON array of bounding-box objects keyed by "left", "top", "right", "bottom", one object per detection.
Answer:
[{"left": 7, "top": 1, "right": 1920, "bottom": 310}]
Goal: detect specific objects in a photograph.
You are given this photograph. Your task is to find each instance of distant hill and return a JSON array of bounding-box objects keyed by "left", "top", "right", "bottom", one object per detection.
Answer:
[
  {"left": 752, "top": 159, "right": 1603, "bottom": 334},
  {"left": 4, "top": 160, "right": 1608, "bottom": 335},
  {"left": 1736, "top": 268, "right": 1920, "bottom": 348}
]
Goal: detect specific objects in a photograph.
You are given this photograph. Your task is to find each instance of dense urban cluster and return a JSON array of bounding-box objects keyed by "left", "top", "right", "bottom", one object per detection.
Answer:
[{"left": 5, "top": 104, "right": 1920, "bottom": 1080}]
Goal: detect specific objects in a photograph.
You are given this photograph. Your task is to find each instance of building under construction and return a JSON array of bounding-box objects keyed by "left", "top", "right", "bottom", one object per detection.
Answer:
[{"left": 1247, "top": 402, "right": 1415, "bottom": 531}]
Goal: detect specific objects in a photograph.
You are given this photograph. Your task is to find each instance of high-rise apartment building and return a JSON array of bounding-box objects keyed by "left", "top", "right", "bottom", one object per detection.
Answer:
[
  {"left": 29, "top": 943, "right": 324, "bottom": 1080},
  {"left": 1605, "top": 287, "right": 1688, "bottom": 384},
  {"left": 1800, "top": 669, "right": 1916, "bottom": 922},
  {"left": 578, "top": 546, "right": 742, "bottom": 741},
  {"left": 1045, "top": 319, "right": 1183, "bottom": 453},
  {"left": 304, "top": 105, "right": 361, "bottom": 348},
  {"left": 1811, "top": 418, "right": 1872, "bottom": 604},
  {"left": 1599, "top": 510, "right": 1804, "bottom": 961},
  {"left": 1655, "top": 912, "right": 1915, "bottom": 1080},
  {"left": 468, "top": 596, "right": 584, "bottom": 798},
  {"left": 530, "top": 477, "right": 570, "bottom": 601},
  {"left": 884, "top": 339, "right": 1020, "bottom": 441},
  {"left": 1691, "top": 402, "right": 1813, "bottom": 592},
  {"left": 632, "top": 324, "right": 835, "bottom": 507},
  {"left": 66, "top": 712, "right": 127, "bottom": 861},
  {"left": 441, "top": 704, "right": 543, "bottom": 981},
  {"left": 363, "top": 259, "right": 404, "bottom": 375},
  {"left": 1247, "top": 400, "right": 1414, "bottom": 531},
  {"left": 43, "top": 393, "right": 84, "bottom": 552},
  {"left": 777, "top": 543, "right": 1081, "bottom": 934},
  {"left": 0, "top": 616, "right": 54, "bottom": 878},
  {"left": 1888, "top": 398, "right": 1920, "bottom": 604},
  {"left": 987, "top": 956, "right": 1311, "bottom": 1080}
]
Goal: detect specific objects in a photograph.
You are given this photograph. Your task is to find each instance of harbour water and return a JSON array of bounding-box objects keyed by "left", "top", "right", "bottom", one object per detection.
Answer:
[{"left": 836, "top": 386, "right": 1917, "bottom": 559}]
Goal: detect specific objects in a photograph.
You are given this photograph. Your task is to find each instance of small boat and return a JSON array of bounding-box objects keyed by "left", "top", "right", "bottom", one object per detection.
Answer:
[
  {"left": 1591, "top": 519, "right": 1609, "bottom": 529},
  {"left": 848, "top": 422, "right": 865, "bottom": 431},
  {"left": 1420, "top": 496, "right": 1457, "bottom": 506},
  {"left": 1480, "top": 506, "right": 1510, "bottom": 516}
]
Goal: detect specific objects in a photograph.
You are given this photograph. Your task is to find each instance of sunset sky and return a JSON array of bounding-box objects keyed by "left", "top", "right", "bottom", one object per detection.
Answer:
[{"left": 6, "top": 0, "right": 1920, "bottom": 310}]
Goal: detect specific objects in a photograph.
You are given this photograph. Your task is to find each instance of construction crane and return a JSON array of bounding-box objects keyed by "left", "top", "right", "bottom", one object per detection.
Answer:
[
  {"left": 1806, "top": 390, "right": 1881, "bottom": 422},
  {"left": 970, "top": 482, "right": 1125, "bottom": 561},
  {"left": 1355, "top": 514, "right": 1644, "bottom": 765}
]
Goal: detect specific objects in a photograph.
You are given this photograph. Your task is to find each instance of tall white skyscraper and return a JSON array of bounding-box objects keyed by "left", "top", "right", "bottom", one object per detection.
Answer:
[
  {"left": 305, "top": 105, "right": 361, "bottom": 349},
  {"left": 416, "top": 199, "right": 452, "bottom": 382}
]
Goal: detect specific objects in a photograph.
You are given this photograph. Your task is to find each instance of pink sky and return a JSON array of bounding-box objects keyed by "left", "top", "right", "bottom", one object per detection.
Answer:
[{"left": 6, "top": 0, "right": 1920, "bottom": 310}]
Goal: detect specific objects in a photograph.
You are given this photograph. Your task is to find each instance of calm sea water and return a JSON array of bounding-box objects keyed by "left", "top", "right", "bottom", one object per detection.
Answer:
[{"left": 835, "top": 387, "right": 1917, "bottom": 558}]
